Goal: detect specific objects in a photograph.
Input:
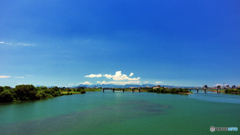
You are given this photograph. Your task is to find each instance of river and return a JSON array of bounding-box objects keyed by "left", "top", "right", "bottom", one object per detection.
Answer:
[{"left": 0, "top": 90, "right": 239, "bottom": 135}]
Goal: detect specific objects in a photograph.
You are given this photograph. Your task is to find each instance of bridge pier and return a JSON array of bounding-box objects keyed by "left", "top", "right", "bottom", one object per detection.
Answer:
[
  {"left": 138, "top": 89, "right": 140, "bottom": 92},
  {"left": 123, "top": 88, "right": 124, "bottom": 92},
  {"left": 197, "top": 89, "right": 199, "bottom": 93},
  {"left": 113, "top": 88, "right": 115, "bottom": 92},
  {"left": 132, "top": 89, "right": 134, "bottom": 92},
  {"left": 204, "top": 89, "right": 206, "bottom": 93},
  {"left": 103, "top": 89, "right": 104, "bottom": 92}
]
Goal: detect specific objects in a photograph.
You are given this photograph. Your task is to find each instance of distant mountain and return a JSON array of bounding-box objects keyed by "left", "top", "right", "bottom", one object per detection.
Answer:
[
  {"left": 37, "top": 84, "right": 199, "bottom": 89},
  {"left": 72, "top": 83, "right": 156, "bottom": 88}
]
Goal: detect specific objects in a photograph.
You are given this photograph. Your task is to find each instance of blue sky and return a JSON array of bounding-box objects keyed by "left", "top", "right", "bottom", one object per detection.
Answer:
[{"left": 0, "top": 0, "right": 240, "bottom": 87}]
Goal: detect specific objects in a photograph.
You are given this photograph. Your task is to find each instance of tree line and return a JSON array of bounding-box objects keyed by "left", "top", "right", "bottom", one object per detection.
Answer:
[
  {"left": 0, "top": 85, "right": 86, "bottom": 103},
  {"left": 148, "top": 87, "right": 190, "bottom": 94},
  {"left": 225, "top": 88, "right": 240, "bottom": 94}
]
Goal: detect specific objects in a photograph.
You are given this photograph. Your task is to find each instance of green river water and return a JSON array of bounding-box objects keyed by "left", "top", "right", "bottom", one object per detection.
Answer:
[{"left": 0, "top": 90, "right": 239, "bottom": 135}]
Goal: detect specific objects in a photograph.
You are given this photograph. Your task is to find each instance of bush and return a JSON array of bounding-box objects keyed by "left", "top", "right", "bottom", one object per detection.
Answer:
[
  {"left": 0, "top": 90, "right": 14, "bottom": 102},
  {"left": 29, "top": 91, "right": 37, "bottom": 99},
  {"left": 15, "top": 84, "right": 35, "bottom": 100},
  {"left": 10, "top": 89, "right": 18, "bottom": 99},
  {"left": 179, "top": 88, "right": 183, "bottom": 92},
  {"left": 35, "top": 90, "right": 47, "bottom": 99},
  {"left": 46, "top": 94, "right": 54, "bottom": 98},
  {"left": 77, "top": 87, "right": 84, "bottom": 91},
  {"left": 81, "top": 91, "right": 86, "bottom": 94},
  {"left": 225, "top": 89, "right": 237, "bottom": 93},
  {"left": 183, "top": 89, "right": 189, "bottom": 93},
  {"left": 0, "top": 86, "right": 3, "bottom": 93}
]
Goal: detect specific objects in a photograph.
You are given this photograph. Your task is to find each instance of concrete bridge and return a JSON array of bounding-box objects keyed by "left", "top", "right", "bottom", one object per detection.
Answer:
[
  {"left": 102, "top": 88, "right": 221, "bottom": 94},
  {"left": 188, "top": 89, "right": 221, "bottom": 93},
  {"left": 188, "top": 89, "right": 206, "bottom": 93},
  {"left": 102, "top": 87, "right": 143, "bottom": 92}
]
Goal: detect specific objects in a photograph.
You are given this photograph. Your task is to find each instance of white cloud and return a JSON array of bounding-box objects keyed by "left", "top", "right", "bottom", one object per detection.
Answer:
[
  {"left": 129, "top": 73, "right": 134, "bottom": 76},
  {"left": 69, "top": 83, "right": 73, "bottom": 85},
  {"left": 99, "top": 81, "right": 140, "bottom": 85},
  {"left": 128, "top": 77, "right": 140, "bottom": 80},
  {"left": 103, "top": 74, "right": 113, "bottom": 79},
  {"left": 144, "top": 81, "right": 149, "bottom": 83},
  {"left": 155, "top": 81, "right": 162, "bottom": 84},
  {"left": 5, "top": 42, "right": 12, "bottom": 45},
  {"left": 85, "top": 74, "right": 102, "bottom": 78},
  {"left": 110, "top": 71, "right": 140, "bottom": 81},
  {"left": 112, "top": 71, "right": 129, "bottom": 80},
  {"left": 78, "top": 81, "right": 92, "bottom": 85},
  {"left": 85, "top": 71, "right": 140, "bottom": 81},
  {"left": 0, "top": 41, "right": 34, "bottom": 46},
  {"left": 97, "top": 81, "right": 101, "bottom": 83},
  {"left": 17, "top": 43, "right": 34, "bottom": 46},
  {"left": 215, "top": 84, "right": 222, "bottom": 86},
  {"left": 0, "top": 75, "right": 10, "bottom": 78},
  {"left": 14, "top": 76, "right": 24, "bottom": 79}
]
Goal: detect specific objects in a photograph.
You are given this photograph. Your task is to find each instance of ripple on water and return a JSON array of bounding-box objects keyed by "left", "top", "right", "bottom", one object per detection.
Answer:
[{"left": 0, "top": 100, "right": 172, "bottom": 135}]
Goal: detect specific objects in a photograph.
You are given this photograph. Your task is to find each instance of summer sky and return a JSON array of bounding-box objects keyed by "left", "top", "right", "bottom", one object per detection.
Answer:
[{"left": 0, "top": 0, "right": 240, "bottom": 87}]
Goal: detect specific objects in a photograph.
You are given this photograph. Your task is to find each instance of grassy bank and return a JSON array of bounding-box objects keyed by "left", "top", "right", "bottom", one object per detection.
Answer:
[{"left": 207, "top": 89, "right": 240, "bottom": 94}]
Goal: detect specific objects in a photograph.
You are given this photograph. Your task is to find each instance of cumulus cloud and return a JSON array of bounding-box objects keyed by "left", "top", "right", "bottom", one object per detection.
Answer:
[
  {"left": 155, "top": 81, "right": 162, "bottom": 84},
  {"left": 112, "top": 71, "right": 129, "bottom": 80},
  {"left": 144, "top": 81, "right": 149, "bottom": 83},
  {"left": 69, "top": 83, "right": 73, "bottom": 85},
  {"left": 85, "top": 71, "right": 140, "bottom": 81},
  {"left": 129, "top": 73, "right": 134, "bottom": 76},
  {"left": 0, "top": 75, "right": 10, "bottom": 78},
  {"left": 128, "top": 77, "right": 140, "bottom": 80},
  {"left": 85, "top": 74, "right": 102, "bottom": 78},
  {"left": 110, "top": 71, "right": 140, "bottom": 81},
  {"left": 103, "top": 74, "right": 112, "bottom": 79},
  {"left": 78, "top": 81, "right": 92, "bottom": 85},
  {"left": 98, "top": 81, "right": 140, "bottom": 85},
  {"left": 0, "top": 41, "right": 4, "bottom": 44}
]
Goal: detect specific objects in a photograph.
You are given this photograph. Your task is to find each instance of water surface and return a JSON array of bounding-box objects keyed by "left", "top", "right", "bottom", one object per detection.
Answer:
[{"left": 0, "top": 90, "right": 239, "bottom": 135}]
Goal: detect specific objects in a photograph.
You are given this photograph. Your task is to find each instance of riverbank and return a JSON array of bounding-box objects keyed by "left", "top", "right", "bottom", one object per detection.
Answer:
[
  {"left": 148, "top": 88, "right": 190, "bottom": 94},
  {"left": 207, "top": 89, "right": 240, "bottom": 95},
  {"left": 0, "top": 85, "right": 87, "bottom": 103}
]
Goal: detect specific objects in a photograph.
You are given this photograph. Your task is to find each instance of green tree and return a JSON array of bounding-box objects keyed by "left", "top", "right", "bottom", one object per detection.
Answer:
[
  {"left": 0, "top": 90, "right": 14, "bottom": 102},
  {"left": 0, "top": 86, "right": 3, "bottom": 93},
  {"left": 15, "top": 84, "right": 35, "bottom": 100},
  {"left": 35, "top": 90, "right": 47, "bottom": 99}
]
